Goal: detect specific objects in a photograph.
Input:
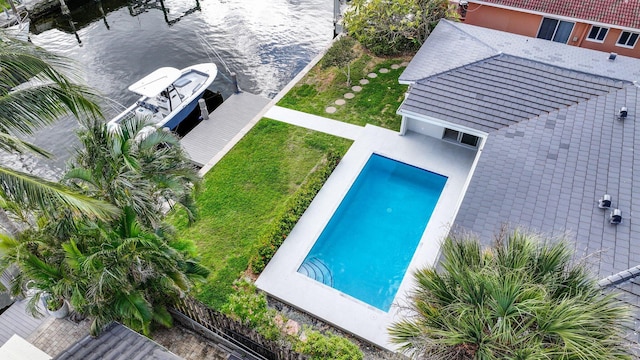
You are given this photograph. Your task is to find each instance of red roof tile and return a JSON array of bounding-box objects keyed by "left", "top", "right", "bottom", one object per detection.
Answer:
[{"left": 475, "top": 0, "right": 640, "bottom": 29}]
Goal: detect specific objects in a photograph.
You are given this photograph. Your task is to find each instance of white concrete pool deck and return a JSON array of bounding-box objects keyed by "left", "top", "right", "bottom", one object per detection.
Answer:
[{"left": 255, "top": 124, "right": 478, "bottom": 351}]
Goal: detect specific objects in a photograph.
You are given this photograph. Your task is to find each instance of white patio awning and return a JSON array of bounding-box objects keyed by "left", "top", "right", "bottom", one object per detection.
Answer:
[{"left": 128, "top": 67, "right": 181, "bottom": 97}]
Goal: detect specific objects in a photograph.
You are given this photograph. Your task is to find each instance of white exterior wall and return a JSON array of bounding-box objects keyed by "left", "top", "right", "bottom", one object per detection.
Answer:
[{"left": 405, "top": 117, "right": 445, "bottom": 138}]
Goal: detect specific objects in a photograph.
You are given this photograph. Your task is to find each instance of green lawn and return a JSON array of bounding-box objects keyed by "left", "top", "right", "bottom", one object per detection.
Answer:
[
  {"left": 171, "top": 119, "right": 351, "bottom": 308},
  {"left": 278, "top": 50, "right": 410, "bottom": 131},
  {"left": 170, "top": 43, "right": 410, "bottom": 309}
]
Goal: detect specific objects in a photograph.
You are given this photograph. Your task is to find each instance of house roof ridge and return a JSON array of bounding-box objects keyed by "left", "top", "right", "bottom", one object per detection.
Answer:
[
  {"left": 446, "top": 21, "right": 640, "bottom": 83},
  {"left": 441, "top": 19, "right": 501, "bottom": 54},
  {"left": 398, "top": 19, "right": 500, "bottom": 83},
  {"left": 500, "top": 55, "right": 633, "bottom": 85},
  {"left": 415, "top": 53, "right": 503, "bottom": 83},
  {"left": 418, "top": 53, "right": 630, "bottom": 86},
  {"left": 598, "top": 265, "right": 640, "bottom": 288}
]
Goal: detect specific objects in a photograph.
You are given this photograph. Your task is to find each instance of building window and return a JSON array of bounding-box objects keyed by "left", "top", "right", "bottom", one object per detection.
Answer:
[
  {"left": 443, "top": 128, "right": 479, "bottom": 148},
  {"left": 537, "top": 18, "right": 574, "bottom": 43},
  {"left": 587, "top": 26, "right": 608, "bottom": 42},
  {"left": 617, "top": 31, "right": 639, "bottom": 48},
  {"left": 460, "top": 133, "right": 479, "bottom": 147},
  {"left": 443, "top": 128, "right": 459, "bottom": 141}
]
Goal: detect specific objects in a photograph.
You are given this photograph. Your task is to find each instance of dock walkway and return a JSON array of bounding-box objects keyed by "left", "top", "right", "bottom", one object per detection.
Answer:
[{"left": 180, "top": 92, "right": 270, "bottom": 167}]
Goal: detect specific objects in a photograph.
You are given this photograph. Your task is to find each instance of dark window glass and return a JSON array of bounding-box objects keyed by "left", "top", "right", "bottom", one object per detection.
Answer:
[
  {"left": 619, "top": 31, "right": 630, "bottom": 45},
  {"left": 597, "top": 28, "right": 608, "bottom": 41},
  {"left": 617, "top": 31, "right": 639, "bottom": 47},
  {"left": 553, "top": 21, "right": 574, "bottom": 43},
  {"left": 537, "top": 18, "right": 558, "bottom": 40},
  {"left": 443, "top": 128, "right": 459, "bottom": 141},
  {"left": 461, "top": 133, "right": 479, "bottom": 147},
  {"left": 587, "top": 26, "right": 608, "bottom": 41}
]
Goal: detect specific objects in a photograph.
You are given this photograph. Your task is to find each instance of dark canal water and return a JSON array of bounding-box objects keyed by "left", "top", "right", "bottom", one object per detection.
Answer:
[{"left": 11, "top": 0, "right": 334, "bottom": 176}]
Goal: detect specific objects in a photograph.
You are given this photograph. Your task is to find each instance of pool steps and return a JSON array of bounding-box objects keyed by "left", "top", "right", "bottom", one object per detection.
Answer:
[{"left": 298, "top": 257, "right": 334, "bottom": 286}]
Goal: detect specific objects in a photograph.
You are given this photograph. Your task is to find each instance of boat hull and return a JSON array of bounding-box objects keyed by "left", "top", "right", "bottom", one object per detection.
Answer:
[{"left": 162, "top": 94, "right": 203, "bottom": 130}]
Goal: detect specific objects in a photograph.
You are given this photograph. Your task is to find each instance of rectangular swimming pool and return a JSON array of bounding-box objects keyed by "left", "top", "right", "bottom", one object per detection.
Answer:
[{"left": 297, "top": 154, "right": 447, "bottom": 311}]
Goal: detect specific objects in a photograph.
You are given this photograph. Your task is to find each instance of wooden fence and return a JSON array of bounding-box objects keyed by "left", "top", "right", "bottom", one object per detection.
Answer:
[{"left": 173, "top": 297, "right": 306, "bottom": 360}]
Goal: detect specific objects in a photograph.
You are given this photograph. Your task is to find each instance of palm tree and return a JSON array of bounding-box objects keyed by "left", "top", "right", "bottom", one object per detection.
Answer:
[
  {"left": 0, "top": 207, "right": 209, "bottom": 334},
  {"left": 64, "top": 207, "right": 209, "bottom": 335},
  {"left": 389, "top": 230, "right": 632, "bottom": 359},
  {"left": 0, "top": 33, "right": 118, "bottom": 227},
  {"left": 64, "top": 117, "right": 200, "bottom": 229}
]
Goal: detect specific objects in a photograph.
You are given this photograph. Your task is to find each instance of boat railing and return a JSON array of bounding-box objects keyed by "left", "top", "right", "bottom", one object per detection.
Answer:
[{"left": 109, "top": 108, "right": 137, "bottom": 125}]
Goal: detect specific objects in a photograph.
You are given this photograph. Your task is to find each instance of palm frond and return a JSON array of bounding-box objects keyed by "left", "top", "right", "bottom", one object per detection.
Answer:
[
  {"left": 0, "top": 165, "right": 118, "bottom": 220},
  {"left": 389, "top": 230, "right": 633, "bottom": 359},
  {"left": 0, "top": 132, "right": 51, "bottom": 157}
]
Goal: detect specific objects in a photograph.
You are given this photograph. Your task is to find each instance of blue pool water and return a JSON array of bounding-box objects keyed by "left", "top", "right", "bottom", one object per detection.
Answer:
[{"left": 297, "top": 154, "right": 448, "bottom": 311}]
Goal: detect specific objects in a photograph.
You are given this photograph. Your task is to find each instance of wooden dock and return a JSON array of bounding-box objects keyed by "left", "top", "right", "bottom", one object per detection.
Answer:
[{"left": 180, "top": 92, "right": 271, "bottom": 167}]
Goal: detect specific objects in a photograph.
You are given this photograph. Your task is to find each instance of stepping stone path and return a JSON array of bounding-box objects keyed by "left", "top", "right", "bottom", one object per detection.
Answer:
[{"left": 324, "top": 62, "right": 407, "bottom": 113}]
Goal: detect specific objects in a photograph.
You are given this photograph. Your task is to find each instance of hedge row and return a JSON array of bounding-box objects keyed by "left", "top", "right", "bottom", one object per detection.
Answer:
[{"left": 250, "top": 152, "right": 341, "bottom": 273}]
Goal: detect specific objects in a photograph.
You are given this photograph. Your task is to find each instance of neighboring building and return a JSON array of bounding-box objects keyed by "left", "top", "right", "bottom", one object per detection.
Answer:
[
  {"left": 54, "top": 323, "right": 182, "bottom": 360},
  {"left": 458, "top": 0, "right": 640, "bottom": 58},
  {"left": 398, "top": 19, "right": 640, "bottom": 354}
]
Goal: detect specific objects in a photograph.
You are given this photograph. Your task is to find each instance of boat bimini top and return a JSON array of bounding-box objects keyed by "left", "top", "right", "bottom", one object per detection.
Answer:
[{"left": 128, "top": 67, "right": 182, "bottom": 97}]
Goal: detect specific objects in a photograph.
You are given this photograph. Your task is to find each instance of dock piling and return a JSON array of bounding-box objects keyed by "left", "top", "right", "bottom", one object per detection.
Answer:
[
  {"left": 198, "top": 98, "right": 209, "bottom": 120},
  {"left": 231, "top": 72, "right": 240, "bottom": 93},
  {"left": 59, "top": 0, "right": 70, "bottom": 15}
]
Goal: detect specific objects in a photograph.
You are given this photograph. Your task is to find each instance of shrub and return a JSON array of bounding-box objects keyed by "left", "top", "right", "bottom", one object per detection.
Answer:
[
  {"left": 295, "top": 328, "right": 363, "bottom": 360},
  {"left": 220, "top": 279, "right": 281, "bottom": 340},
  {"left": 321, "top": 36, "right": 357, "bottom": 86},
  {"left": 249, "top": 152, "right": 341, "bottom": 273}
]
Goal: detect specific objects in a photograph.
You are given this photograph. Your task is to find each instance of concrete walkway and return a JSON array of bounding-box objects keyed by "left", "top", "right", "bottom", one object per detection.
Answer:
[
  {"left": 27, "top": 317, "right": 90, "bottom": 357},
  {"left": 264, "top": 106, "right": 363, "bottom": 140}
]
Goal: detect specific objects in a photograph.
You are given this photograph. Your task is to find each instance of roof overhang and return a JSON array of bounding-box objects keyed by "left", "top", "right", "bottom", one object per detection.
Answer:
[
  {"left": 128, "top": 67, "right": 181, "bottom": 97},
  {"left": 397, "top": 107, "right": 490, "bottom": 138}
]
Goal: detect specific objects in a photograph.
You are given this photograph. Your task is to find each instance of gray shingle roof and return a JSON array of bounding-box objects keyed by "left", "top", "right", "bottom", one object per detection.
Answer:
[
  {"left": 600, "top": 268, "right": 640, "bottom": 356},
  {"left": 403, "top": 18, "right": 640, "bottom": 278},
  {"left": 400, "top": 20, "right": 640, "bottom": 84},
  {"left": 54, "top": 323, "right": 182, "bottom": 360},
  {"left": 399, "top": 20, "right": 497, "bottom": 83},
  {"left": 403, "top": 18, "right": 640, "bottom": 358},
  {"left": 453, "top": 84, "right": 640, "bottom": 276},
  {"left": 401, "top": 55, "right": 625, "bottom": 132}
]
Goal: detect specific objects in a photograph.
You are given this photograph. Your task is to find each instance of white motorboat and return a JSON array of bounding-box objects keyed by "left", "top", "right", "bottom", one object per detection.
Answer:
[
  {"left": 3, "top": 10, "right": 29, "bottom": 42},
  {"left": 108, "top": 63, "right": 218, "bottom": 131}
]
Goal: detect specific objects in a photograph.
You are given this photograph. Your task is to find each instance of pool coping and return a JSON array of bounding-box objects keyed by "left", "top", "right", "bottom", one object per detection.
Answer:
[{"left": 256, "top": 124, "right": 478, "bottom": 351}]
